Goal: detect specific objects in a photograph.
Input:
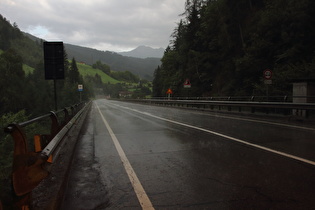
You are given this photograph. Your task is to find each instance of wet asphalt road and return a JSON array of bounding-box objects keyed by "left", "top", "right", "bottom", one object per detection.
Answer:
[{"left": 61, "top": 99, "right": 315, "bottom": 209}]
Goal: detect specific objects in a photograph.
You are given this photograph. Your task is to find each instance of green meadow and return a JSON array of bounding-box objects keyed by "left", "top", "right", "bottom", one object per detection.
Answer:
[
  {"left": 23, "top": 64, "right": 34, "bottom": 75},
  {"left": 18, "top": 58, "right": 121, "bottom": 84},
  {"left": 76, "top": 62, "right": 120, "bottom": 84}
]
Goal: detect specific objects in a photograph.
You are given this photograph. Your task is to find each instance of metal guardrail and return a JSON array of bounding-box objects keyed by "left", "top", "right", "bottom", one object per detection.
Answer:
[
  {"left": 123, "top": 98, "right": 315, "bottom": 118},
  {"left": 2, "top": 102, "right": 90, "bottom": 209},
  {"left": 150, "top": 95, "right": 315, "bottom": 102}
]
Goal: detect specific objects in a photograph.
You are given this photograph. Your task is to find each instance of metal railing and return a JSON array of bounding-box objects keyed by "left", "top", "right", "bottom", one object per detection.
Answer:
[
  {"left": 2, "top": 102, "right": 90, "bottom": 209},
  {"left": 149, "top": 95, "right": 315, "bottom": 103},
  {"left": 123, "top": 97, "right": 315, "bottom": 118}
]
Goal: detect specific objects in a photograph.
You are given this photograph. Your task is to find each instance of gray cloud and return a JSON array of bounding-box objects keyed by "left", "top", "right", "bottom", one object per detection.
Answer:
[{"left": 1, "top": 0, "right": 185, "bottom": 51}]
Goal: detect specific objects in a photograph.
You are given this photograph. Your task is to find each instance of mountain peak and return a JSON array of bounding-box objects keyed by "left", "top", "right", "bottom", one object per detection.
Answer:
[{"left": 118, "top": 46, "right": 164, "bottom": 59}]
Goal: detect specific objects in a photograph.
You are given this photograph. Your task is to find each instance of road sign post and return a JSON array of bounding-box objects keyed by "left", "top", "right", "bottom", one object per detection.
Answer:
[
  {"left": 184, "top": 79, "right": 191, "bottom": 88},
  {"left": 263, "top": 69, "right": 272, "bottom": 80},
  {"left": 183, "top": 79, "right": 191, "bottom": 97},
  {"left": 43, "top": 41, "right": 64, "bottom": 110},
  {"left": 78, "top": 84, "right": 83, "bottom": 102},
  {"left": 166, "top": 88, "right": 173, "bottom": 100},
  {"left": 263, "top": 69, "right": 272, "bottom": 101}
]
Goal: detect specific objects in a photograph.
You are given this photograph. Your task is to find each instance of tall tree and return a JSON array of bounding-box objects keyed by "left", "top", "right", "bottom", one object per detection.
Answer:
[
  {"left": 153, "top": 0, "right": 315, "bottom": 97},
  {"left": 69, "top": 58, "right": 80, "bottom": 84},
  {"left": 0, "top": 49, "right": 26, "bottom": 114}
]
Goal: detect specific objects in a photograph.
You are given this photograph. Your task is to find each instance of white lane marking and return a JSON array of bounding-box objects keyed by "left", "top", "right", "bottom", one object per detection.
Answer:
[
  {"left": 202, "top": 113, "right": 315, "bottom": 131},
  {"left": 96, "top": 103, "right": 155, "bottom": 210},
  {"left": 109, "top": 102, "right": 315, "bottom": 167}
]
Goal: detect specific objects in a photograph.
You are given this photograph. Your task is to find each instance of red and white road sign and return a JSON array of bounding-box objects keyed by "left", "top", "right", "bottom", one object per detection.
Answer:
[
  {"left": 263, "top": 69, "right": 272, "bottom": 80},
  {"left": 184, "top": 79, "right": 191, "bottom": 88}
]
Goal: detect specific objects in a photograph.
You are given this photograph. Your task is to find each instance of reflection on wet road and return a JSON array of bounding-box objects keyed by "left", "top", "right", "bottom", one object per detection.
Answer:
[{"left": 62, "top": 99, "right": 315, "bottom": 209}]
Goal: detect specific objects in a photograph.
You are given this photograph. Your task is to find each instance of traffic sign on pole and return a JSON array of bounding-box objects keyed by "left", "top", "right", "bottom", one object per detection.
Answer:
[
  {"left": 43, "top": 42, "right": 64, "bottom": 80},
  {"left": 166, "top": 88, "right": 173, "bottom": 94},
  {"left": 166, "top": 88, "right": 173, "bottom": 100},
  {"left": 184, "top": 79, "right": 191, "bottom": 88},
  {"left": 78, "top": 84, "right": 83, "bottom": 92},
  {"left": 263, "top": 69, "right": 272, "bottom": 80}
]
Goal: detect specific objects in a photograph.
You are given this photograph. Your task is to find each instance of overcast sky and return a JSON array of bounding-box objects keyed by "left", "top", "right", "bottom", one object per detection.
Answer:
[{"left": 1, "top": 0, "right": 186, "bottom": 52}]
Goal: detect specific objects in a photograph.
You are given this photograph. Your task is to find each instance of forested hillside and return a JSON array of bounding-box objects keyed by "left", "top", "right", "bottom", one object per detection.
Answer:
[
  {"left": 65, "top": 44, "right": 161, "bottom": 80},
  {"left": 24, "top": 34, "right": 161, "bottom": 81},
  {"left": 0, "top": 14, "right": 147, "bottom": 119},
  {"left": 0, "top": 14, "right": 93, "bottom": 117},
  {"left": 118, "top": 45, "right": 164, "bottom": 59},
  {"left": 153, "top": 0, "right": 315, "bottom": 97}
]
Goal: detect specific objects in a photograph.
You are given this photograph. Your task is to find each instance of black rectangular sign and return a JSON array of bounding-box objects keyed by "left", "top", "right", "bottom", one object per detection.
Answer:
[{"left": 43, "top": 42, "right": 64, "bottom": 80}]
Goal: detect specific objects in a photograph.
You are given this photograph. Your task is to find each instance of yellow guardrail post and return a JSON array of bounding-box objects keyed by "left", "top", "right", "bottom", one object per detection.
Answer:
[
  {"left": 4, "top": 124, "right": 49, "bottom": 209},
  {"left": 3, "top": 102, "right": 89, "bottom": 209}
]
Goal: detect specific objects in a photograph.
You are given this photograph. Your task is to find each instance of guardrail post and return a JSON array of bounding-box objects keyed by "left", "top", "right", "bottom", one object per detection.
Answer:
[
  {"left": 4, "top": 124, "right": 48, "bottom": 208},
  {"left": 63, "top": 108, "right": 70, "bottom": 126},
  {"left": 305, "top": 109, "right": 309, "bottom": 118},
  {"left": 49, "top": 111, "right": 59, "bottom": 138},
  {"left": 4, "top": 124, "right": 28, "bottom": 156},
  {"left": 70, "top": 106, "right": 75, "bottom": 116}
]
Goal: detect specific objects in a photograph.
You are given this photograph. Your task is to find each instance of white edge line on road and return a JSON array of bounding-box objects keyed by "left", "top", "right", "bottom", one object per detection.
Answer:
[
  {"left": 96, "top": 103, "right": 155, "bottom": 210},
  {"left": 111, "top": 103, "right": 315, "bottom": 167}
]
